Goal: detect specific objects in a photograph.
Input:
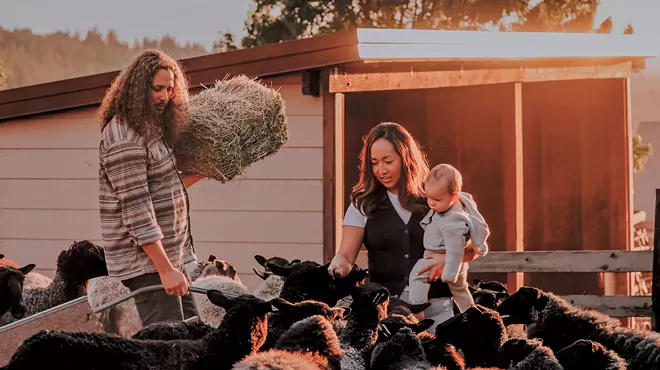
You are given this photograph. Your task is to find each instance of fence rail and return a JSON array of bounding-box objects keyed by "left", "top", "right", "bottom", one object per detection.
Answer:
[{"left": 464, "top": 188, "right": 660, "bottom": 330}]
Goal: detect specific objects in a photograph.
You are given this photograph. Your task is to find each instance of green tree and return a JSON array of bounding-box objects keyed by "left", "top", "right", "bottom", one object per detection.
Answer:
[
  {"left": 242, "top": 0, "right": 610, "bottom": 48},
  {"left": 633, "top": 134, "right": 653, "bottom": 173},
  {"left": 0, "top": 58, "right": 7, "bottom": 89},
  {"left": 212, "top": 32, "right": 238, "bottom": 53}
]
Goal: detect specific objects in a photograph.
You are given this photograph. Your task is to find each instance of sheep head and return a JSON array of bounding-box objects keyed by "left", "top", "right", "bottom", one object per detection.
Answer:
[
  {"left": 270, "top": 297, "right": 351, "bottom": 321},
  {"left": 501, "top": 338, "right": 544, "bottom": 365},
  {"left": 473, "top": 279, "right": 508, "bottom": 293},
  {"left": 0, "top": 264, "right": 35, "bottom": 319},
  {"left": 387, "top": 296, "right": 432, "bottom": 318},
  {"left": 58, "top": 240, "right": 108, "bottom": 284},
  {"left": 472, "top": 288, "right": 510, "bottom": 310},
  {"left": 273, "top": 261, "right": 364, "bottom": 306},
  {"left": 252, "top": 255, "right": 300, "bottom": 280},
  {"left": 555, "top": 339, "right": 627, "bottom": 370},
  {"left": 370, "top": 326, "right": 428, "bottom": 370},
  {"left": 433, "top": 304, "right": 508, "bottom": 351},
  {"left": 496, "top": 286, "right": 547, "bottom": 326},
  {"left": 377, "top": 314, "right": 435, "bottom": 343},
  {"left": 349, "top": 282, "right": 390, "bottom": 321},
  {"left": 273, "top": 315, "right": 342, "bottom": 366}
]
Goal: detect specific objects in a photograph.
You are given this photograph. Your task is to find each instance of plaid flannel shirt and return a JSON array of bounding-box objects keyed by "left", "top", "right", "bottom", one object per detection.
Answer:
[{"left": 98, "top": 117, "right": 195, "bottom": 280}]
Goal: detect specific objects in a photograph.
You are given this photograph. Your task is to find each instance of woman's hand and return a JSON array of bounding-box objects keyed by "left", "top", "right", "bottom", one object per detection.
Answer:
[
  {"left": 417, "top": 249, "right": 478, "bottom": 283},
  {"left": 417, "top": 253, "right": 446, "bottom": 283},
  {"left": 328, "top": 254, "right": 352, "bottom": 279}
]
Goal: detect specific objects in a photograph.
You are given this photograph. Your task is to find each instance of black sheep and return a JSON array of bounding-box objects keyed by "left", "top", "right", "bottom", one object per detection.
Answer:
[
  {"left": 501, "top": 338, "right": 563, "bottom": 370},
  {"left": 260, "top": 297, "right": 351, "bottom": 351},
  {"left": 3, "top": 240, "right": 108, "bottom": 326},
  {"left": 1, "top": 291, "right": 273, "bottom": 370},
  {"left": 268, "top": 260, "right": 368, "bottom": 306},
  {"left": 131, "top": 319, "right": 214, "bottom": 341},
  {"left": 252, "top": 254, "right": 300, "bottom": 280},
  {"left": 369, "top": 326, "right": 435, "bottom": 370},
  {"left": 555, "top": 339, "right": 627, "bottom": 370},
  {"left": 0, "top": 264, "right": 35, "bottom": 320},
  {"left": 496, "top": 286, "right": 659, "bottom": 370},
  {"left": 431, "top": 304, "right": 509, "bottom": 369},
  {"left": 374, "top": 314, "right": 465, "bottom": 370},
  {"left": 233, "top": 315, "right": 342, "bottom": 370}
]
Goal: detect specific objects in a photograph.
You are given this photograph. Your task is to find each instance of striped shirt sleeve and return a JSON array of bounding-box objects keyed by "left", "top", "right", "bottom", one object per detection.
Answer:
[{"left": 101, "top": 139, "right": 164, "bottom": 246}]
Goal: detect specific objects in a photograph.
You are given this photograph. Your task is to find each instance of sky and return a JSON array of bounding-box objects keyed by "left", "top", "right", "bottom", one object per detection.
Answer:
[
  {"left": 0, "top": 0, "right": 657, "bottom": 52},
  {"left": 0, "top": 0, "right": 254, "bottom": 50}
]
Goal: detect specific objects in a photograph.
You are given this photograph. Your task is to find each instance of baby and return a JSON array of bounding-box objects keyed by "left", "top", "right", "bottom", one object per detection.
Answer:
[{"left": 408, "top": 163, "right": 490, "bottom": 317}]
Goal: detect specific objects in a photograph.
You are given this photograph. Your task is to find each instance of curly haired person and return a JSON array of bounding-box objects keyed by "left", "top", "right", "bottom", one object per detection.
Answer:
[{"left": 98, "top": 50, "right": 204, "bottom": 326}]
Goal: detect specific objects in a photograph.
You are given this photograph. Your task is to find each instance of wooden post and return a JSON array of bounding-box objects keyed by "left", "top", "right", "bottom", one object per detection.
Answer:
[{"left": 652, "top": 188, "right": 660, "bottom": 331}]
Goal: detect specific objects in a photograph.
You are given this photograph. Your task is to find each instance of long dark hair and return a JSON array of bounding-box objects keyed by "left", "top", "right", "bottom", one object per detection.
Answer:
[
  {"left": 99, "top": 49, "right": 190, "bottom": 147},
  {"left": 350, "top": 122, "right": 429, "bottom": 218}
]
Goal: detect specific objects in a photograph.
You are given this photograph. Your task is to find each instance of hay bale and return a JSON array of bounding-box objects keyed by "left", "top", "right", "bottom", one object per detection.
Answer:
[{"left": 174, "top": 75, "right": 288, "bottom": 182}]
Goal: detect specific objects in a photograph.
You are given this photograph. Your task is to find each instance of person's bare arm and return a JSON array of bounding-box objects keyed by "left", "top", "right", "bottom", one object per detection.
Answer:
[
  {"left": 142, "top": 240, "right": 189, "bottom": 295},
  {"left": 328, "top": 226, "right": 364, "bottom": 278}
]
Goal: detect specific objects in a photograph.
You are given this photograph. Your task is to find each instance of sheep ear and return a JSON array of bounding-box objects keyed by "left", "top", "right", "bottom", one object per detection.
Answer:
[
  {"left": 254, "top": 255, "right": 268, "bottom": 267},
  {"left": 208, "top": 255, "right": 216, "bottom": 262},
  {"left": 290, "top": 259, "right": 301, "bottom": 265},
  {"left": 0, "top": 254, "right": 4, "bottom": 259},
  {"left": 252, "top": 268, "right": 272, "bottom": 280},
  {"left": 414, "top": 319, "right": 435, "bottom": 333},
  {"left": 371, "top": 288, "right": 389, "bottom": 305},
  {"left": 332, "top": 306, "right": 351, "bottom": 319},
  {"left": 266, "top": 261, "right": 293, "bottom": 277},
  {"left": 409, "top": 302, "right": 431, "bottom": 314},
  {"left": 207, "top": 290, "right": 234, "bottom": 310},
  {"left": 19, "top": 264, "right": 36, "bottom": 275},
  {"left": 270, "top": 297, "right": 295, "bottom": 311}
]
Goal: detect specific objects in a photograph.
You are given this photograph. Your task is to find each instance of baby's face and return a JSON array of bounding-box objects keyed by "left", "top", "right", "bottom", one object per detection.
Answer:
[{"left": 425, "top": 179, "right": 457, "bottom": 213}]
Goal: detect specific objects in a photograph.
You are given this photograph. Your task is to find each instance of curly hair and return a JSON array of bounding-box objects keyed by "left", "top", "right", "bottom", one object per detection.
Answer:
[
  {"left": 350, "top": 122, "right": 430, "bottom": 218},
  {"left": 99, "top": 49, "right": 190, "bottom": 146}
]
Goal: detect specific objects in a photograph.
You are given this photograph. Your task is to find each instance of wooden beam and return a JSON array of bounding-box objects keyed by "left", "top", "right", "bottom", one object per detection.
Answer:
[
  {"left": 322, "top": 70, "right": 337, "bottom": 264},
  {"left": 334, "top": 92, "right": 345, "bottom": 256},
  {"left": 560, "top": 295, "right": 652, "bottom": 317},
  {"left": 469, "top": 250, "right": 653, "bottom": 273},
  {"left": 652, "top": 188, "right": 660, "bottom": 330},
  {"left": 329, "top": 62, "right": 635, "bottom": 93},
  {"left": 503, "top": 82, "right": 525, "bottom": 292}
]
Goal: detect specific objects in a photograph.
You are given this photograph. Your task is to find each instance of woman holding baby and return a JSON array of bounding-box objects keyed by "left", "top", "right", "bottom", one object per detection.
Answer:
[{"left": 327, "top": 121, "right": 487, "bottom": 332}]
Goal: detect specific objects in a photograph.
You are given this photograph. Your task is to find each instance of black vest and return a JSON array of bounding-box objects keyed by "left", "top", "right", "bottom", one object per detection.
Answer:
[{"left": 363, "top": 195, "right": 452, "bottom": 298}]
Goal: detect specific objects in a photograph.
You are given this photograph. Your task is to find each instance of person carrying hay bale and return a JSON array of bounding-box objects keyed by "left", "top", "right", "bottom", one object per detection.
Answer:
[
  {"left": 173, "top": 75, "right": 289, "bottom": 182},
  {"left": 97, "top": 49, "right": 204, "bottom": 327}
]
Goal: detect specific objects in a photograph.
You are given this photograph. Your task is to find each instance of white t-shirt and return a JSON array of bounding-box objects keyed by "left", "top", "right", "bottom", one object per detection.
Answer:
[{"left": 343, "top": 190, "right": 412, "bottom": 227}]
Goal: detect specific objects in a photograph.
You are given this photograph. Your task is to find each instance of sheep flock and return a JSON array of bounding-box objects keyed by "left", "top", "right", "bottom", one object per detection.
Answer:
[{"left": 0, "top": 242, "right": 658, "bottom": 369}]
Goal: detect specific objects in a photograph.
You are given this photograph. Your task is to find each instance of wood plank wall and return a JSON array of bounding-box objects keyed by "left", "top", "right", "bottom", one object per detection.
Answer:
[
  {"left": 343, "top": 79, "right": 630, "bottom": 296},
  {"left": 0, "top": 74, "right": 324, "bottom": 291}
]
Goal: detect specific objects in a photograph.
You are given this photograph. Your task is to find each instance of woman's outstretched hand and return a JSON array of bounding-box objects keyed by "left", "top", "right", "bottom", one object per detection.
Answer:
[{"left": 328, "top": 254, "right": 352, "bottom": 279}]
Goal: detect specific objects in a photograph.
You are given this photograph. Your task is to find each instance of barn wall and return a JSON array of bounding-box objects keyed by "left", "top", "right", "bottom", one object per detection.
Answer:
[
  {"left": 0, "top": 74, "right": 323, "bottom": 291},
  {"left": 343, "top": 85, "right": 515, "bottom": 285},
  {"left": 521, "top": 78, "right": 631, "bottom": 295}
]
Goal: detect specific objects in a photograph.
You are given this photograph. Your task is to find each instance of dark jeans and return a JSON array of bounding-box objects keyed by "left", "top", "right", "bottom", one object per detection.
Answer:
[{"left": 122, "top": 268, "right": 199, "bottom": 327}]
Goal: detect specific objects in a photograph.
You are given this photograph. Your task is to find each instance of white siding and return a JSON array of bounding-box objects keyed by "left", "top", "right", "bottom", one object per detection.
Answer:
[{"left": 0, "top": 74, "right": 324, "bottom": 291}]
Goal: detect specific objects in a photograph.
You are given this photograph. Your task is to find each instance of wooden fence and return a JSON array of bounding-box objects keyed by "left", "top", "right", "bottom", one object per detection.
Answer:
[{"left": 468, "top": 188, "right": 660, "bottom": 331}]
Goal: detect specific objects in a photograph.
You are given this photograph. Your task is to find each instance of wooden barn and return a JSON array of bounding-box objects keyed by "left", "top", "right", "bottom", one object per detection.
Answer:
[{"left": 0, "top": 28, "right": 656, "bottom": 295}]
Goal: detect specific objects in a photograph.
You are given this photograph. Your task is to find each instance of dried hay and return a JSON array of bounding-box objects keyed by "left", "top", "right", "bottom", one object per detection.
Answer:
[{"left": 174, "top": 75, "right": 288, "bottom": 182}]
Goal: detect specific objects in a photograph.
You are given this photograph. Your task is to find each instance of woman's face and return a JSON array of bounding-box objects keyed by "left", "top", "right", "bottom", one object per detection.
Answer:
[{"left": 370, "top": 138, "right": 402, "bottom": 192}]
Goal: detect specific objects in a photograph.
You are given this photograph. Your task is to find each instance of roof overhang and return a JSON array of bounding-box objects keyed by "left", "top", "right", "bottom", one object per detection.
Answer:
[
  {"left": 1, "top": 27, "right": 657, "bottom": 121},
  {"left": 356, "top": 28, "right": 658, "bottom": 62},
  {"left": 328, "top": 28, "right": 658, "bottom": 93}
]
